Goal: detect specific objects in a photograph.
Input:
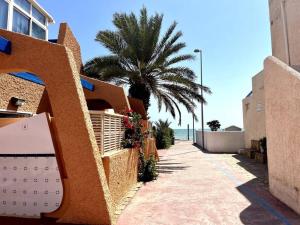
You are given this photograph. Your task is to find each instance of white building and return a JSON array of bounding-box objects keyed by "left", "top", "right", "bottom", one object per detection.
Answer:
[{"left": 0, "top": 0, "right": 54, "bottom": 40}]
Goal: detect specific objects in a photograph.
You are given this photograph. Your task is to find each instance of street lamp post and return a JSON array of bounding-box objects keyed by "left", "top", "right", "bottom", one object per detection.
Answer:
[{"left": 194, "top": 49, "right": 205, "bottom": 150}]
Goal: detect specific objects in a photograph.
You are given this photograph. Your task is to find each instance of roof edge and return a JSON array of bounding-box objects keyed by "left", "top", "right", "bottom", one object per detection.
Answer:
[{"left": 30, "top": 0, "right": 55, "bottom": 24}]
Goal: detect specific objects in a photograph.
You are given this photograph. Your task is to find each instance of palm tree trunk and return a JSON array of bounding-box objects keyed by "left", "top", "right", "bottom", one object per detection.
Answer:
[{"left": 129, "top": 83, "right": 151, "bottom": 112}]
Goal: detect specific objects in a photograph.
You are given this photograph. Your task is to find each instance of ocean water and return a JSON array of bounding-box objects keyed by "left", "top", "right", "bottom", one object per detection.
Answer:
[
  {"left": 173, "top": 129, "right": 196, "bottom": 140},
  {"left": 173, "top": 129, "right": 211, "bottom": 140}
]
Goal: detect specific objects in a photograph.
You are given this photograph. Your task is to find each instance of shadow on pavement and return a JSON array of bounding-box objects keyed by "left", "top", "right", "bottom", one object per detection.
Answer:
[
  {"left": 232, "top": 154, "right": 268, "bottom": 183},
  {"left": 157, "top": 159, "right": 189, "bottom": 174},
  {"left": 237, "top": 179, "right": 300, "bottom": 225},
  {"left": 194, "top": 142, "right": 300, "bottom": 224}
]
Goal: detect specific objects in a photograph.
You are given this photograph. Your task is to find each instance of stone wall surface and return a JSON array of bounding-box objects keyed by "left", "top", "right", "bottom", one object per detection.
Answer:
[
  {"left": 269, "top": 0, "right": 300, "bottom": 70},
  {"left": 264, "top": 56, "right": 300, "bottom": 214},
  {"left": 242, "top": 71, "right": 266, "bottom": 148}
]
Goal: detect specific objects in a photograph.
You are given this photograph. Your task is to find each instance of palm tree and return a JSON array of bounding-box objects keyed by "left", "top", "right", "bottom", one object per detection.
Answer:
[{"left": 84, "top": 7, "right": 211, "bottom": 125}]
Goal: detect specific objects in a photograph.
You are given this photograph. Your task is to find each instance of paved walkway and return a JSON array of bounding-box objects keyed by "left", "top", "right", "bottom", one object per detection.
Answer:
[{"left": 117, "top": 141, "right": 300, "bottom": 225}]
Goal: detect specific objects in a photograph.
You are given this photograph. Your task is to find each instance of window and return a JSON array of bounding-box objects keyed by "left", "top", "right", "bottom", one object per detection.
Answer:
[
  {"left": 0, "top": 0, "right": 8, "bottom": 29},
  {"left": 14, "top": 0, "right": 30, "bottom": 13},
  {"left": 2, "top": 0, "right": 49, "bottom": 40},
  {"left": 32, "top": 6, "right": 46, "bottom": 25},
  {"left": 13, "top": 9, "right": 30, "bottom": 35},
  {"left": 32, "top": 22, "right": 45, "bottom": 39}
]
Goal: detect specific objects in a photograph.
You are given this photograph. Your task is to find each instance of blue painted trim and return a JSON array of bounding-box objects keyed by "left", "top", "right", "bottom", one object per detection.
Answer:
[
  {"left": 9, "top": 72, "right": 44, "bottom": 85},
  {"left": 81, "top": 78, "right": 95, "bottom": 91},
  {"left": 9, "top": 72, "right": 95, "bottom": 91},
  {"left": 48, "top": 39, "right": 58, "bottom": 43},
  {"left": 0, "top": 36, "right": 11, "bottom": 54}
]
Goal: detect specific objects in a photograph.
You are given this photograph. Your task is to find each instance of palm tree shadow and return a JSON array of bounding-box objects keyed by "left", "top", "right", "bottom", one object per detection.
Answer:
[{"left": 157, "top": 159, "right": 189, "bottom": 174}]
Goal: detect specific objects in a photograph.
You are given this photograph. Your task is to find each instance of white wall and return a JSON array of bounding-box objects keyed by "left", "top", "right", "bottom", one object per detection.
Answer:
[
  {"left": 196, "top": 130, "right": 245, "bottom": 153},
  {"left": 0, "top": 113, "right": 63, "bottom": 218}
]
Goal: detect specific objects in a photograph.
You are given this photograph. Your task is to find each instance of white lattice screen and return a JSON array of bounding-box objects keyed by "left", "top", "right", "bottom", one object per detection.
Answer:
[{"left": 90, "top": 111, "right": 125, "bottom": 153}]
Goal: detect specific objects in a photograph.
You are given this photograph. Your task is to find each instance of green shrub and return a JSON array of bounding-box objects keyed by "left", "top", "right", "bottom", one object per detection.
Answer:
[
  {"left": 138, "top": 153, "right": 158, "bottom": 182},
  {"left": 154, "top": 119, "right": 173, "bottom": 149}
]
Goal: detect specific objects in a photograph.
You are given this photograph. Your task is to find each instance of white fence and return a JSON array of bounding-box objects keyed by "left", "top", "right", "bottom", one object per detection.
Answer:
[
  {"left": 196, "top": 130, "right": 245, "bottom": 153},
  {"left": 90, "top": 111, "right": 125, "bottom": 153}
]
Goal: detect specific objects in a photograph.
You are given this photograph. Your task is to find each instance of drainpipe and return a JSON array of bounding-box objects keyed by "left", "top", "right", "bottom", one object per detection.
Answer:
[{"left": 281, "top": 0, "right": 291, "bottom": 66}]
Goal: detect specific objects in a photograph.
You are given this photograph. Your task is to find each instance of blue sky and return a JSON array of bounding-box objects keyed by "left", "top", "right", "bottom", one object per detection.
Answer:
[{"left": 39, "top": 0, "right": 271, "bottom": 129}]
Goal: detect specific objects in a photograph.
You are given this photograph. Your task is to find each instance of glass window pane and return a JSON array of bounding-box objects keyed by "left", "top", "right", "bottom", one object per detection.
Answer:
[
  {"left": 14, "top": 0, "right": 30, "bottom": 13},
  {"left": 32, "top": 6, "right": 46, "bottom": 25},
  {"left": 13, "top": 9, "right": 30, "bottom": 35},
  {"left": 32, "top": 22, "right": 46, "bottom": 39},
  {"left": 0, "top": 0, "right": 9, "bottom": 29}
]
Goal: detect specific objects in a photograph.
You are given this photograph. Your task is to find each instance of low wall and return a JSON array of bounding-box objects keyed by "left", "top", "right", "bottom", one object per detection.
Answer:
[
  {"left": 144, "top": 138, "right": 159, "bottom": 160},
  {"left": 196, "top": 130, "right": 245, "bottom": 153},
  {"left": 102, "top": 148, "right": 139, "bottom": 207}
]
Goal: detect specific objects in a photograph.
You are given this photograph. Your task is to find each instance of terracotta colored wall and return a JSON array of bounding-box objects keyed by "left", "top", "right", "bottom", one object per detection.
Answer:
[
  {"left": 144, "top": 138, "right": 158, "bottom": 160},
  {"left": 0, "top": 29, "right": 114, "bottom": 224},
  {"left": 102, "top": 149, "right": 139, "bottom": 207},
  {"left": 242, "top": 71, "right": 266, "bottom": 148},
  {"left": 0, "top": 73, "right": 48, "bottom": 113},
  {"left": 264, "top": 56, "right": 300, "bottom": 214},
  {"left": 57, "top": 23, "right": 83, "bottom": 73},
  {"left": 128, "top": 97, "right": 147, "bottom": 120},
  {"left": 0, "top": 118, "right": 23, "bottom": 128},
  {"left": 269, "top": 0, "right": 300, "bottom": 70},
  {"left": 82, "top": 75, "right": 131, "bottom": 114}
]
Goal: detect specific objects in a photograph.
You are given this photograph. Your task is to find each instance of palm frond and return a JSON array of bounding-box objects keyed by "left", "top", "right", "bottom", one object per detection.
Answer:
[{"left": 84, "top": 7, "right": 210, "bottom": 122}]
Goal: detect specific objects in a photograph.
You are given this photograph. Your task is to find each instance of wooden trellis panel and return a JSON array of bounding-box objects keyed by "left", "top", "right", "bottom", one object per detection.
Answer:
[{"left": 90, "top": 111, "right": 125, "bottom": 153}]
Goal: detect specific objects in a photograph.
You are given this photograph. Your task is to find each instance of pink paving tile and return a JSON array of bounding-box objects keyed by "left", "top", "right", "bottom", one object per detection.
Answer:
[{"left": 117, "top": 141, "right": 300, "bottom": 225}]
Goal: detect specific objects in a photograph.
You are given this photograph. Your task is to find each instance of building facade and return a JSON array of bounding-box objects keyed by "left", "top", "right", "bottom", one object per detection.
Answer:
[
  {"left": 242, "top": 71, "right": 266, "bottom": 148},
  {"left": 0, "top": 0, "right": 54, "bottom": 40},
  {"left": 243, "top": 0, "right": 300, "bottom": 216},
  {"left": 0, "top": 1, "right": 157, "bottom": 224}
]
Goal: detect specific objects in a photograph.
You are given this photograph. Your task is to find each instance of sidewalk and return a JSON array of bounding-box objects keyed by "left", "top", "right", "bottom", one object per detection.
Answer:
[{"left": 117, "top": 141, "right": 300, "bottom": 225}]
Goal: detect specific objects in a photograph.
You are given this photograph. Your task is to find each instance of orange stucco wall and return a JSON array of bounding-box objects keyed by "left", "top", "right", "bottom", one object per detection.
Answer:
[
  {"left": 0, "top": 29, "right": 114, "bottom": 224},
  {"left": 144, "top": 138, "right": 159, "bottom": 160},
  {"left": 57, "top": 23, "right": 83, "bottom": 73},
  {"left": 0, "top": 23, "right": 157, "bottom": 224},
  {"left": 102, "top": 149, "right": 139, "bottom": 207},
  {"left": 128, "top": 97, "right": 147, "bottom": 120},
  {"left": 0, "top": 73, "right": 51, "bottom": 113},
  {"left": 82, "top": 75, "right": 131, "bottom": 114}
]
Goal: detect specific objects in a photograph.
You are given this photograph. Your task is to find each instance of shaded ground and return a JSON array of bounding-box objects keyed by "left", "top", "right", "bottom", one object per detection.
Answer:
[{"left": 117, "top": 141, "right": 300, "bottom": 225}]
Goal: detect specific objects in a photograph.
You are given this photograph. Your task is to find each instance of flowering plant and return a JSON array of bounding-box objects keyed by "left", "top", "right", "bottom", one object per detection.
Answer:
[
  {"left": 121, "top": 108, "right": 157, "bottom": 182},
  {"left": 121, "top": 108, "right": 147, "bottom": 149}
]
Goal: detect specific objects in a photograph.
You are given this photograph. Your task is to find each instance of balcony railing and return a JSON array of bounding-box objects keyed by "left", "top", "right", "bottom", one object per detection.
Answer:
[{"left": 89, "top": 110, "right": 125, "bottom": 154}]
